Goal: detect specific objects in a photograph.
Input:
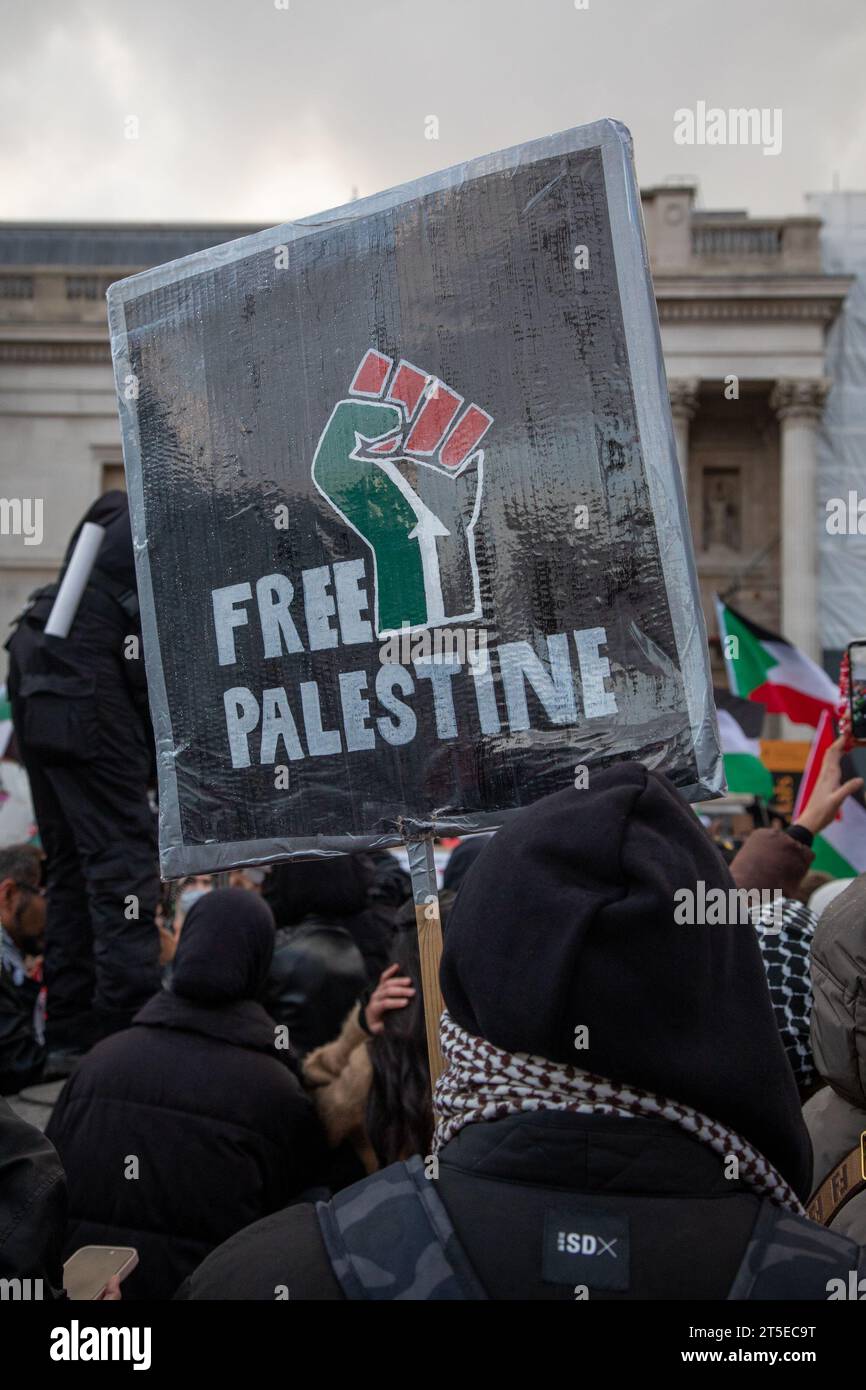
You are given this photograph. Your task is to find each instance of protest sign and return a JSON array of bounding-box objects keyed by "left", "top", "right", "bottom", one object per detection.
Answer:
[{"left": 108, "top": 118, "right": 722, "bottom": 883}]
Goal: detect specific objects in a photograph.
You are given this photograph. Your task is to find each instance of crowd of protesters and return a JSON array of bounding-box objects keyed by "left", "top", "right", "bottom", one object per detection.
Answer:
[
  {"left": 3, "top": 496, "right": 866, "bottom": 1300},
  {"left": 3, "top": 744, "right": 866, "bottom": 1299}
]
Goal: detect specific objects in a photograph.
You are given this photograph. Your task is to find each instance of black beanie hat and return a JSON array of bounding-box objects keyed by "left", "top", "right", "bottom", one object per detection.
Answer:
[{"left": 440, "top": 763, "right": 812, "bottom": 1197}]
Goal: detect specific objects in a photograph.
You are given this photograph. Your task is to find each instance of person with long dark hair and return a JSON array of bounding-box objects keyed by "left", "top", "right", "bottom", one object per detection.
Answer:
[
  {"left": 365, "top": 931, "right": 433, "bottom": 1167},
  {"left": 299, "top": 928, "right": 431, "bottom": 1173}
]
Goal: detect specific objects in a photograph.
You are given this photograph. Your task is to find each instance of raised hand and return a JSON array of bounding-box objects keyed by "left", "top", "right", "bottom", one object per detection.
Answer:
[
  {"left": 312, "top": 350, "right": 492, "bottom": 635},
  {"left": 363, "top": 962, "right": 416, "bottom": 1035}
]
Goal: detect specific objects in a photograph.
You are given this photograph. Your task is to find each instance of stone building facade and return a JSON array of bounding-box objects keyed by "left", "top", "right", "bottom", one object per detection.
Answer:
[
  {"left": 0, "top": 198, "right": 852, "bottom": 676},
  {"left": 644, "top": 186, "right": 851, "bottom": 668}
]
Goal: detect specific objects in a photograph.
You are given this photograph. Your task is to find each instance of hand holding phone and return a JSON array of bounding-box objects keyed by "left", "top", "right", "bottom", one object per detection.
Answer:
[
  {"left": 795, "top": 733, "right": 864, "bottom": 836},
  {"left": 63, "top": 1245, "right": 138, "bottom": 1300}
]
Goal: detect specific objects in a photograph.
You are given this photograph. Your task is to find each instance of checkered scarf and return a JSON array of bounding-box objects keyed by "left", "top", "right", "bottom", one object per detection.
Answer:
[
  {"left": 432, "top": 1012, "right": 805, "bottom": 1214},
  {"left": 752, "top": 897, "right": 816, "bottom": 1093}
]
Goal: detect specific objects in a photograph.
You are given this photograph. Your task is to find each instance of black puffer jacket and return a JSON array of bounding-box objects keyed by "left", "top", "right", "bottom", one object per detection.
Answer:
[{"left": 45, "top": 890, "right": 326, "bottom": 1299}]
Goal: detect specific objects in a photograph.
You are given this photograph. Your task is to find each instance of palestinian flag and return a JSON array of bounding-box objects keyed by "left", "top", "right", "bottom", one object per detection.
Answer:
[
  {"left": 714, "top": 688, "right": 773, "bottom": 798},
  {"left": 794, "top": 709, "right": 866, "bottom": 876},
  {"left": 714, "top": 597, "right": 838, "bottom": 728}
]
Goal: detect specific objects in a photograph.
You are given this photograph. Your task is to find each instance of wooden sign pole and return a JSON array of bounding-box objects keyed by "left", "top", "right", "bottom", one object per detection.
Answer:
[{"left": 406, "top": 835, "right": 446, "bottom": 1085}]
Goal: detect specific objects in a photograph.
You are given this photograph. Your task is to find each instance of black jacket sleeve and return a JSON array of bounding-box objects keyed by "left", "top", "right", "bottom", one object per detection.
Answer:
[
  {"left": 0, "top": 1097, "right": 67, "bottom": 1295},
  {"left": 0, "top": 970, "right": 46, "bottom": 1096},
  {"left": 176, "top": 1202, "right": 344, "bottom": 1300}
]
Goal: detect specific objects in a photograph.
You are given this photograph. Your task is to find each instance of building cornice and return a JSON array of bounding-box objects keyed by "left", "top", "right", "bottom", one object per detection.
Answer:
[
  {"left": 654, "top": 273, "right": 852, "bottom": 325},
  {"left": 0, "top": 274, "right": 853, "bottom": 361},
  {"left": 653, "top": 274, "right": 853, "bottom": 293},
  {"left": 657, "top": 298, "right": 845, "bottom": 323},
  {"left": 0, "top": 341, "right": 112, "bottom": 364}
]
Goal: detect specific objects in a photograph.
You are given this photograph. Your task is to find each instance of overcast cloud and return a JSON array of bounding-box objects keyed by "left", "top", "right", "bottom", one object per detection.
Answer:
[{"left": 0, "top": 0, "right": 863, "bottom": 223}]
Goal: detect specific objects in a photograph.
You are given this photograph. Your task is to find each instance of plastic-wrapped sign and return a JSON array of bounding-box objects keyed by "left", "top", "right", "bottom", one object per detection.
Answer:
[{"left": 108, "top": 119, "right": 722, "bottom": 878}]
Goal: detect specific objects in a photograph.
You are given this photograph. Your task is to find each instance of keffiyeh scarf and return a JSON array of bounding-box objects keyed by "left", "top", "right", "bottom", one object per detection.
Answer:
[
  {"left": 432, "top": 1012, "right": 805, "bottom": 1215},
  {"left": 751, "top": 897, "right": 816, "bottom": 1093}
]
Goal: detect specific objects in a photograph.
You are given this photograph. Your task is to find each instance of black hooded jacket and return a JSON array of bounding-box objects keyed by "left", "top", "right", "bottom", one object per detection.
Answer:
[
  {"left": 180, "top": 767, "right": 819, "bottom": 1301},
  {"left": 46, "top": 890, "right": 326, "bottom": 1299}
]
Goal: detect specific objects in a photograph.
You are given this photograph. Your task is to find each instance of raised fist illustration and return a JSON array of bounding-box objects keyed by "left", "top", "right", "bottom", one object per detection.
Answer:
[{"left": 312, "top": 350, "right": 492, "bottom": 636}]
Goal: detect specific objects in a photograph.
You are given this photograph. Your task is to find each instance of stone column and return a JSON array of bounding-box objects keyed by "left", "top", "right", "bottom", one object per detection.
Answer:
[
  {"left": 667, "top": 378, "right": 700, "bottom": 484},
  {"left": 769, "top": 379, "right": 830, "bottom": 662}
]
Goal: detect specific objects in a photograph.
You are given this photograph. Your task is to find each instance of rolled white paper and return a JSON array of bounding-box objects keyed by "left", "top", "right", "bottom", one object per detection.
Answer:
[{"left": 44, "top": 521, "right": 106, "bottom": 638}]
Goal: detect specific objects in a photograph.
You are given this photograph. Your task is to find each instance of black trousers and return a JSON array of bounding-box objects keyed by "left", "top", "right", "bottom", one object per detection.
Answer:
[
  {"left": 18, "top": 746, "right": 161, "bottom": 1048},
  {"left": 7, "top": 600, "right": 161, "bottom": 1047}
]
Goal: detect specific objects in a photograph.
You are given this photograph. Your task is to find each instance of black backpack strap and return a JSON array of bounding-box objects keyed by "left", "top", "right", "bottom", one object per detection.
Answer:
[
  {"left": 315, "top": 1155, "right": 487, "bottom": 1301},
  {"left": 88, "top": 566, "right": 139, "bottom": 622},
  {"left": 727, "top": 1200, "right": 866, "bottom": 1300}
]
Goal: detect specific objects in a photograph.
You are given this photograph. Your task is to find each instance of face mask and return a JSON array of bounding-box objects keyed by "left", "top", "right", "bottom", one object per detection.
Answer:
[{"left": 178, "top": 887, "right": 208, "bottom": 915}]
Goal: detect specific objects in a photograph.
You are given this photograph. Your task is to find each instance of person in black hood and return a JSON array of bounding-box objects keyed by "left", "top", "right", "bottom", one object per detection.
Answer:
[
  {"left": 5, "top": 491, "right": 160, "bottom": 1054},
  {"left": 264, "top": 855, "right": 392, "bottom": 1056},
  {"left": 179, "top": 766, "right": 862, "bottom": 1302},
  {"left": 439, "top": 772, "right": 810, "bottom": 1188},
  {"left": 46, "top": 889, "right": 326, "bottom": 1300}
]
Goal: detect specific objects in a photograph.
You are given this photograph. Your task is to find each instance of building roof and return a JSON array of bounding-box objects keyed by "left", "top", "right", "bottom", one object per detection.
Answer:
[{"left": 0, "top": 223, "right": 265, "bottom": 267}]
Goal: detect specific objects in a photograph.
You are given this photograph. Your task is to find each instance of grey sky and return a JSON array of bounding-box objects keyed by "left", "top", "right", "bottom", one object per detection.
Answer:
[{"left": 1, "top": 0, "right": 863, "bottom": 223}]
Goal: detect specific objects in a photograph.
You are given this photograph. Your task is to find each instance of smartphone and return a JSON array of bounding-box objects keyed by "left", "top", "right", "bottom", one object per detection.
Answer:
[
  {"left": 63, "top": 1245, "right": 138, "bottom": 1300},
  {"left": 847, "top": 641, "right": 866, "bottom": 743}
]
